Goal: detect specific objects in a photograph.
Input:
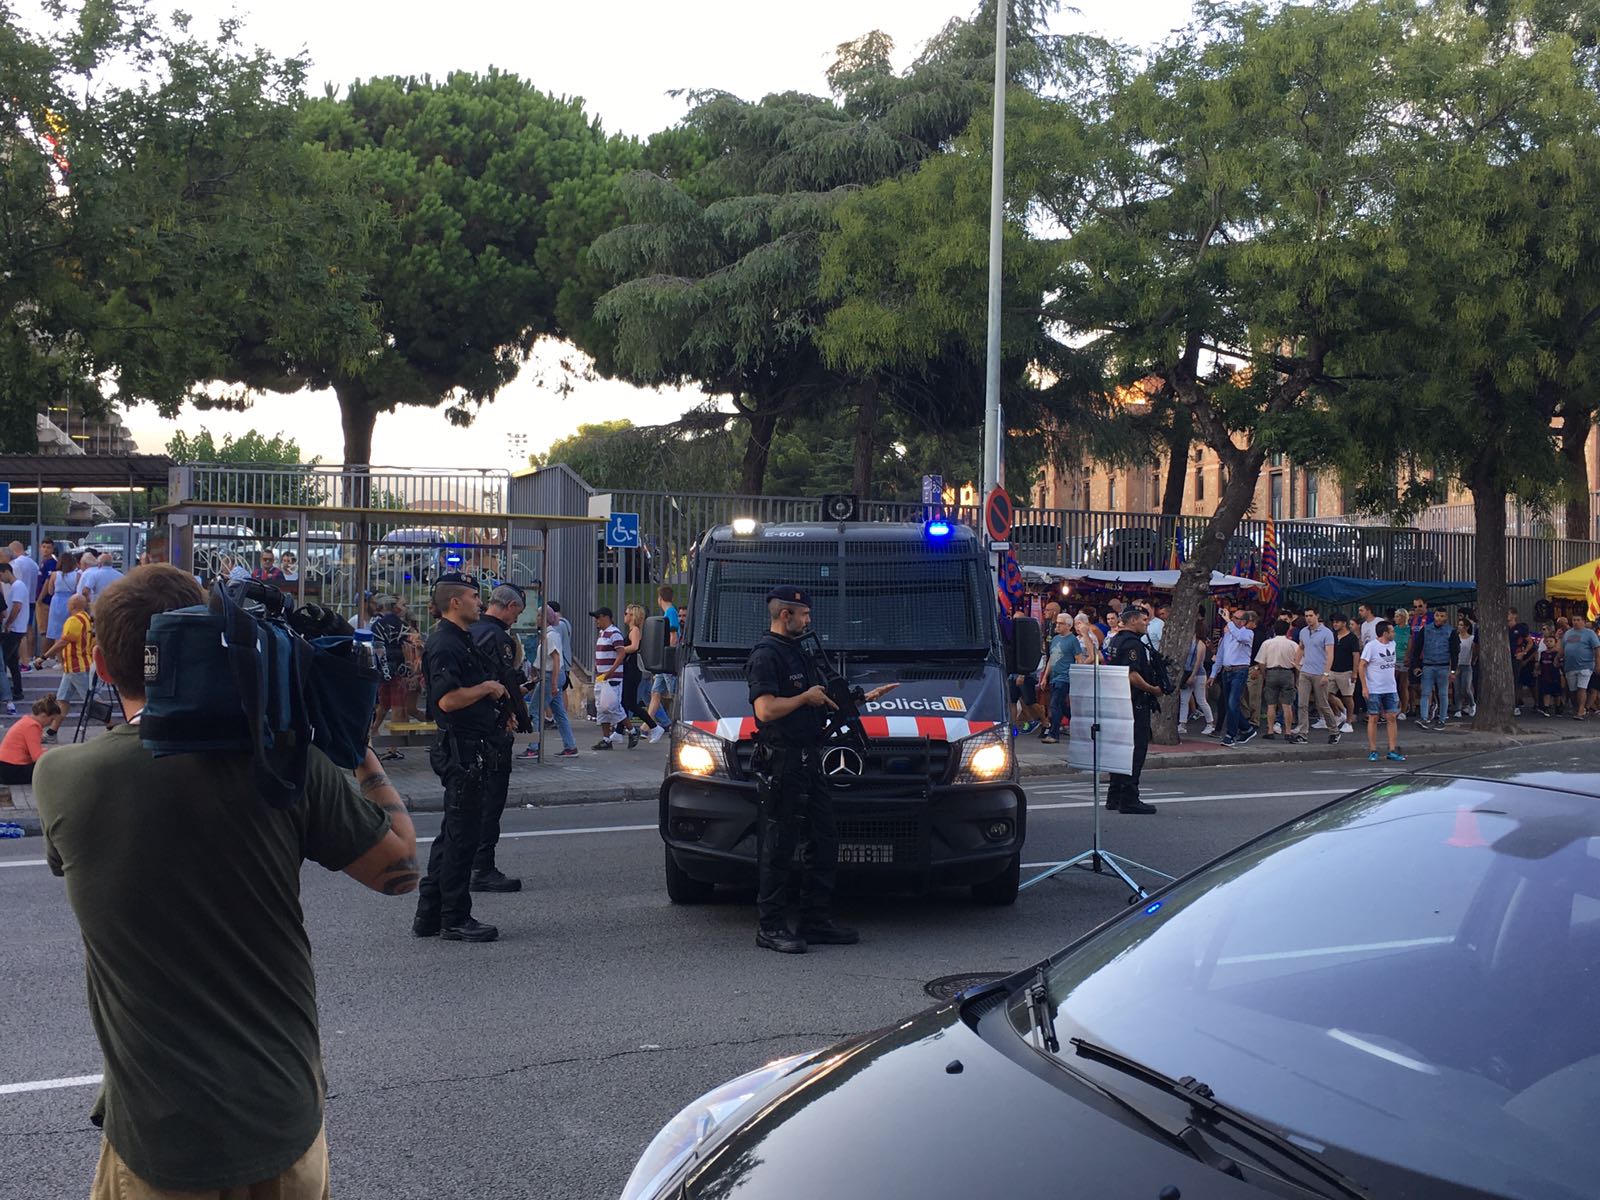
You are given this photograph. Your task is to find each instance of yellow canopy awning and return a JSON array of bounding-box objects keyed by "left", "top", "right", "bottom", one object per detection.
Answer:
[{"left": 1546, "top": 557, "right": 1600, "bottom": 601}]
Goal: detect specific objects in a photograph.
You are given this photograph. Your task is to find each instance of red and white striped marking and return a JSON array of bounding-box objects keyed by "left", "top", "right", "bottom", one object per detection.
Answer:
[{"left": 689, "top": 716, "right": 995, "bottom": 742}]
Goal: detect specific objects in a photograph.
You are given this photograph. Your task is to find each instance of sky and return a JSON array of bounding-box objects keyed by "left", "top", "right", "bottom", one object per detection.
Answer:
[{"left": 80, "top": 0, "right": 1195, "bottom": 467}]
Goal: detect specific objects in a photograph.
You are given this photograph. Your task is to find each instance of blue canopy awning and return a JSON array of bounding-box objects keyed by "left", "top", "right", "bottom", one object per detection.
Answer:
[{"left": 1290, "top": 576, "right": 1537, "bottom": 611}]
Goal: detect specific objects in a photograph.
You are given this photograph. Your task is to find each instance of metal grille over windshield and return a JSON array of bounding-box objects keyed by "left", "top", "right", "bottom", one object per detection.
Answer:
[{"left": 696, "top": 534, "right": 990, "bottom": 652}]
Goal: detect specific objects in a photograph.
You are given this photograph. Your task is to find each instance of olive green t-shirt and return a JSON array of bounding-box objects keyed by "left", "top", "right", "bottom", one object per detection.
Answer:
[{"left": 36, "top": 724, "right": 389, "bottom": 1191}]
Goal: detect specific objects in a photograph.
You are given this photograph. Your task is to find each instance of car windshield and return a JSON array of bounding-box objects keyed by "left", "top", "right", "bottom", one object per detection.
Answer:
[
  {"left": 695, "top": 544, "right": 992, "bottom": 653},
  {"left": 1025, "top": 778, "right": 1600, "bottom": 1199}
]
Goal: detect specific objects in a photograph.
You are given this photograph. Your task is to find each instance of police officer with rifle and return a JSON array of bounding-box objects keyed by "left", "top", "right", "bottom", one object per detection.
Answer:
[
  {"left": 1104, "top": 605, "right": 1171, "bottom": 816},
  {"left": 746, "top": 587, "right": 898, "bottom": 954},
  {"left": 469, "top": 583, "right": 533, "bottom": 893},
  {"left": 414, "top": 574, "right": 507, "bottom": 943}
]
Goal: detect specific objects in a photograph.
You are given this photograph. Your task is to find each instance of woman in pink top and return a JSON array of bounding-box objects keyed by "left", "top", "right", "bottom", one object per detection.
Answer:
[{"left": 0, "top": 696, "right": 64, "bottom": 784}]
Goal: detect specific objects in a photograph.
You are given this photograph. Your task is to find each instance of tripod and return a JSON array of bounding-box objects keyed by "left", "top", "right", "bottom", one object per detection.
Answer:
[
  {"left": 1019, "top": 656, "right": 1173, "bottom": 903},
  {"left": 72, "top": 674, "right": 121, "bottom": 744}
]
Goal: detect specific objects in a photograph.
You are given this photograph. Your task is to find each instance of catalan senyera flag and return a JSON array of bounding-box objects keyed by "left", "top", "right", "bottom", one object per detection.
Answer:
[
  {"left": 1167, "top": 524, "right": 1185, "bottom": 571},
  {"left": 1588, "top": 558, "right": 1600, "bottom": 621},
  {"left": 1258, "top": 516, "right": 1281, "bottom": 617}
]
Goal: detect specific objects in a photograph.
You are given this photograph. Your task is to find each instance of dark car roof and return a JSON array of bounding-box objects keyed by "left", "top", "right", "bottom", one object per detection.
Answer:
[{"left": 1414, "top": 739, "right": 1600, "bottom": 799}]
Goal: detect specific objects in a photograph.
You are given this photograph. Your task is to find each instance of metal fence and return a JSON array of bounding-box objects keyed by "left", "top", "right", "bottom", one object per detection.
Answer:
[
  {"left": 599, "top": 488, "right": 1600, "bottom": 597},
  {"left": 1412, "top": 495, "right": 1600, "bottom": 539}
]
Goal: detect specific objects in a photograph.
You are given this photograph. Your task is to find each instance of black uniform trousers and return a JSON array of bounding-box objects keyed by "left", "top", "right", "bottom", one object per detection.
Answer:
[
  {"left": 417, "top": 735, "right": 490, "bottom": 926},
  {"left": 0, "top": 632, "right": 23, "bottom": 700},
  {"left": 755, "top": 747, "right": 839, "bottom": 929},
  {"left": 1107, "top": 703, "right": 1153, "bottom": 808},
  {"left": 473, "top": 732, "right": 515, "bottom": 875}
]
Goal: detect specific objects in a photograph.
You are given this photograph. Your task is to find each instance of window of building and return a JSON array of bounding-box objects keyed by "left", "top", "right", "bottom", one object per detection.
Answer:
[
  {"left": 1196, "top": 465, "right": 1206, "bottom": 502},
  {"left": 1152, "top": 474, "right": 1162, "bottom": 507},
  {"left": 1108, "top": 475, "right": 1118, "bottom": 510},
  {"left": 1270, "top": 452, "right": 1285, "bottom": 468},
  {"left": 1306, "top": 473, "right": 1319, "bottom": 517},
  {"left": 1269, "top": 473, "right": 1284, "bottom": 521}
]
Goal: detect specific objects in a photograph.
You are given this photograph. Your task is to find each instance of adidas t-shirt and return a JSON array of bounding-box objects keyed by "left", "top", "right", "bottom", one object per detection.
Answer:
[{"left": 1361, "top": 639, "right": 1398, "bottom": 695}]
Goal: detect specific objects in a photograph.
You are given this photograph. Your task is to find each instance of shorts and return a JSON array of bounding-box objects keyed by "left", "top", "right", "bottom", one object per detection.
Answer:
[
  {"left": 1327, "top": 670, "right": 1355, "bottom": 697},
  {"left": 1262, "top": 667, "right": 1296, "bottom": 707},
  {"left": 650, "top": 673, "right": 678, "bottom": 697},
  {"left": 92, "top": 1123, "right": 329, "bottom": 1200},
  {"left": 1567, "top": 669, "right": 1593, "bottom": 693},
  {"left": 595, "top": 680, "right": 627, "bottom": 723},
  {"left": 1366, "top": 692, "right": 1399, "bottom": 715},
  {"left": 378, "top": 677, "right": 408, "bottom": 710},
  {"left": 56, "top": 672, "right": 90, "bottom": 703}
]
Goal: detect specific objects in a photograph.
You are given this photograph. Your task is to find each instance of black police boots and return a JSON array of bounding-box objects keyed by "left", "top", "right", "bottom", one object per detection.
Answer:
[
  {"left": 441, "top": 918, "right": 499, "bottom": 943},
  {"left": 1120, "top": 799, "right": 1158, "bottom": 815},
  {"left": 470, "top": 868, "right": 522, "bottom": 893},
  {"left": 797, "top": 920, "right": 860, "bottom": 945},
  {"left": 757, "top": 926, "right": 807, "bottom": 954}
]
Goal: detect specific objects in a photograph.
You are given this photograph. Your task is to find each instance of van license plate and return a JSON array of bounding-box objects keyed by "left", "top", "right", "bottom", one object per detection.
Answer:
[{"left": 839, "top": 842, "right": 894, "bottom": 865}]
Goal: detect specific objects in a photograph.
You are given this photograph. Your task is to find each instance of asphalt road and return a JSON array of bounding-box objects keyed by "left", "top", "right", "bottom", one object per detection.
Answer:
[{"left": 0, "top": 755, "right": 1457, "bottom": 1200}]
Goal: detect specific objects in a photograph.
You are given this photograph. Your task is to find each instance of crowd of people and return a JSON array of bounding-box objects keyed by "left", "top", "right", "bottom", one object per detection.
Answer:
[{"left": 1007, "top": 593, "right": 1593, "bottom": 764}]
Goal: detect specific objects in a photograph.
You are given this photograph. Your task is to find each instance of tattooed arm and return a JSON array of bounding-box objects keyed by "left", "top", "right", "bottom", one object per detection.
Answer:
[{"left": 342, "top": 749, "right": 421, "bottom": 895}]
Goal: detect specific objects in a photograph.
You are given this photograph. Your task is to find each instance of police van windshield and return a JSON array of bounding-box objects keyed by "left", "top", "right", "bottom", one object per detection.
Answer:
[{"left": 693, "top": 547, "right": 992, "bottom": 655}]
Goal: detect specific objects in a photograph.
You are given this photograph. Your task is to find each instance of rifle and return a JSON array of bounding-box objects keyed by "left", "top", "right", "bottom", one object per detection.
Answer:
[
  {"left": 473, "top": 631, "right": 533, "bottom": 734},
  {"left": 795, "top": 629, "right": 869, "bottom": 751}
]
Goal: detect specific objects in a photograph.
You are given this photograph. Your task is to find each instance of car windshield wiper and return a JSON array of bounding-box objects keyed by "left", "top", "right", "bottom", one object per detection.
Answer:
[{"left": 1070, "top": 1037, "right": 1369, "bottom": 1200}]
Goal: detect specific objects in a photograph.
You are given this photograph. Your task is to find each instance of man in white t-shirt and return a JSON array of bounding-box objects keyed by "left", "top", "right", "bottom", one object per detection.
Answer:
[
  {"left": 1358, "top": 619, "right": 1404, "bottom": 763},
  {"left": 0, "top": 562, "right": 26, "bottom": 712},
  {"left": 6, "top": 542, "right": 38, "bottom": 659},
  {"left": 80, "top": 553, "right": 124, "bottom": 607},
  {"left": 1357, "top": 602, "right": 1379, "bottom": 650}
]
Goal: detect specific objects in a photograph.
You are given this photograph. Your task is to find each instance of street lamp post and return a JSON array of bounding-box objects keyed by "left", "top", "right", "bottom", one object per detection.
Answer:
[{"left": 980, "top": 0, "right": 1008, "bottom": 512}]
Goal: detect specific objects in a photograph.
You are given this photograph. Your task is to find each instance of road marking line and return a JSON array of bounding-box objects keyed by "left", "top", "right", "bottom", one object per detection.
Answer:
[
  {"left": 1030, "top": 788, "right": 1342, "bottom": 812},
  {"left": 0, "top": 859, "right": 47, "bottom": 868},
  {"left": 0, "top": 1073, "right": 101, "bottom": 1096},
  {"left": 418, "top": 823, "right": 655, "bottom": 845}
]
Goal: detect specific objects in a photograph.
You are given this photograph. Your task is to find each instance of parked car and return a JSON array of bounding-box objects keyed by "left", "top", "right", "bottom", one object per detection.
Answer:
[
  {"left": 189, "top": 524, "right": 264, "bottom": 578},
  {"left": 621, "top": 741, "right": 1600, "bottom": 1200},
  {"left": 80, "top": 522, "right": 149, "bottom": 569},
  {"left": 1084, "top": 526, "right": 1162, "bottom": 572},
  {"left": 1363, "top": 530, "right": 1444, "bottom": 580}
]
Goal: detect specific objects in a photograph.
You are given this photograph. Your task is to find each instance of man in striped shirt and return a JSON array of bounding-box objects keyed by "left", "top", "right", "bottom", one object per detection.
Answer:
[
  {"left": 40, "top": 593, "right": 94, "bottom": 740},
  {"left": 590, "top": 607, "right": 629, "bottom": 749}
]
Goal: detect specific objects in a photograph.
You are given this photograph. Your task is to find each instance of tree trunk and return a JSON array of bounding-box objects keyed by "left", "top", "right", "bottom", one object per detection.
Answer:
[
  {"left": 1470, "top": 461, "right": 1517, "bottom": 733},
  {"left": 850, "top": 377, "right": 879, "bottom": 499},
  {"left": 1160, "top": 423, "right": 1191, "bottom": 516},
  {"left": 1151, "top": 445, "right": 1267, "bottom": 745},
  {"left": 739, "top": 403, "right": 780, "bottom": 495},
  {"left": 1561, "top": 401, "right": 1592, "bottom": 540},
  {"left": 335, "top": 381, "right": 378, "bottom": 599}
]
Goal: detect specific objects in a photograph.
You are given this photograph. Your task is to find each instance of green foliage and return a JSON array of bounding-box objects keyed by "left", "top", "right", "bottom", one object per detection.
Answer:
[
  {"left": 0, "top": 1, "right": 383, "bottom": 450},
  {"left": 165, "top": 428, "right": 309, "bottom": 465}
]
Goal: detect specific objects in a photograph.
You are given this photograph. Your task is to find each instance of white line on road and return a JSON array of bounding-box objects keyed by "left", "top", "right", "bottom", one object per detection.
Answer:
[
  {"left": 0, "top": 859, "right": 47, "bottom": 868},
  {"left": 0, "top": 1074, "right": 101, "bottom": 1096},
  {"left": 1030, "top": 788, "right": 1342, "bottom": 812}
]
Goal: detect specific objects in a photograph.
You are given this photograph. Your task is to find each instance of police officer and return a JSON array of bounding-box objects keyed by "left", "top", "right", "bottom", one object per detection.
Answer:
[
  {"left": 469, "top": 582, "right": 532, "bottom": 893},
  {"left": 746, "top": 587, "right": 898, "bottom": 954},
  {"left": 413, "top": 574, "right": 507, "bottom": 943},
  {"left": 1105, "top": 605, "right": 1164, "bottom": 815}
]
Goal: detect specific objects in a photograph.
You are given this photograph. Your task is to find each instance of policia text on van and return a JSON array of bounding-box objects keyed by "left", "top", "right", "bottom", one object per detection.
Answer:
[{"left": 639, "top": 520, "right": 1040, "bottom": 906}]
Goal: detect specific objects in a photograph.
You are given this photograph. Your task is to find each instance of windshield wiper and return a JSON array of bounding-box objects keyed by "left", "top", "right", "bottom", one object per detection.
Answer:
[
  {"left": 1070, "top": 1037, "right": 1368, "bottom": 1199},
  {"left": 1026, "top": 969, "right": 1059, "bottom": 1053}
]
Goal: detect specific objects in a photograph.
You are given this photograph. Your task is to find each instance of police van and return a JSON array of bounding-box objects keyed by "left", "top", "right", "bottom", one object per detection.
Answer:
[{"left": 640, "top": 519, "right": 1039, "bottom": 906}]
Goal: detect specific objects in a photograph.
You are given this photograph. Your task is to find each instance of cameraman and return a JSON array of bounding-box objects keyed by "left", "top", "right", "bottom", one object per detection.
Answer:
[
  {"left": 413, "top": 573, "right": 507, "bottom": 943},
  {"left": 469, "top": 583, "right": 531, "bottom": 893},
  {"left": 34, "top": 564, "right": 418, "bottom": 1198},
  {"left": 1106, "top": 605, "right": 1164, "bottom": 815}
]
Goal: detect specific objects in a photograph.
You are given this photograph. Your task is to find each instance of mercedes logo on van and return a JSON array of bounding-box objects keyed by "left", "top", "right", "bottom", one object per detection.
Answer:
[{"left": 823, "top": 746, "right": 864, "bottom": 778}]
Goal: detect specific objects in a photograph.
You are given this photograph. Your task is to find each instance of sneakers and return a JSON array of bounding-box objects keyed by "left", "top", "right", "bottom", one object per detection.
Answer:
[
  {"left": 795, "top": 920, "right": 860, "bottom": 945},
  {"left": 1386, "top": 750, "right": 1406, "bottom": 762},
  {"left": 1514, "top": 706, "right": 1523, "bottom": 716},
  {"left": 43, "top": 728, "right": 56, "bottom": 742},
  {"left": 1236, "top": 726, "right": 1258, "bottom": 745},
  {"left": 757, "top": 926, "right": 807, "bottom": 954},
  {"left": 593, "top": 738, "right": 614, "bottom": 751},
  {"left": 627, "top": 727, "right": 639, "bottom": 749},
  {"left": 1369, "top": 751, "right": 1380, "bottom": 762},
  {"left": 1328, "top": 731, "right": 1342, "bottom": 744},
  {"left": 1220, "top": 736, "right": 1236, "bottom": 747},
  {"left": 441, "top": 918, "right": 499, "bottom": 943},
  {"left": 518, "top": 746, "right": 539, "bottom": 760},
  {"left": 1018, "top": 721, "right": 1039, "bottom": 735},
  {"left": 4, "top": 703, "right": 14, "bottom": 717},
  {"left": 1312, "top": 719, "right": 1328, "bottom": 731},
  {"left": 1396, "top": 712, "right": 1407, "bottom": 721},
  {"left": 1287, "top": 733, "right": 1308, "bottom": 744},
  {"left": 1201, "top": 724, "right": 1215, "bottom": 735},
  {"left": 1339, "top": 722, "right": 1354, "bottom": 733},
  {"left": 1272, "top": 722, "right": 1283, "bottom": 735},
  {"left": 647, "top": 726, "right": 665, "bottom": 744}
]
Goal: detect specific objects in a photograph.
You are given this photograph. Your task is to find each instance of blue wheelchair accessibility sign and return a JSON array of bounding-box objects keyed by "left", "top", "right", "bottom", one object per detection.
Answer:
[{"left": 605, "top": 512, "right": 640, "bottom": 549}]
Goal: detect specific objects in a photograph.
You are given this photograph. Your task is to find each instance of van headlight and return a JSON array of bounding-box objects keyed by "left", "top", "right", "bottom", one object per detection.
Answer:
[
  {"left": 672, "top": 724, "right": 731, "bottom": 778},
  {"left": 619, "top": 1051, "right": 823, "bottom": 1200},
  {"left": 953, "top": 727, "right": 1012, "bottom": 783}
]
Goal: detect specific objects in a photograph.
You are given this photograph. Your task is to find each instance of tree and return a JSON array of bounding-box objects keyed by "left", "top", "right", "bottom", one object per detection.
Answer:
[
  {"left": 1038, "top": 0, "right": 1407, "bottom": 744},
  {"left": 0, "top": 1, "right": 382, "bottom": 450},
  {"left": 539, "top": 411, "right": 738, "bottom": 494},
  {"left": 1334, "top": 0, "right": 1600, "bottom": 732},
  {"left": 166, "top": 428, "right": 308, "bottom": 465},
  {"left": 279, "top": 71, "right": 625, "bottom": 472},
  {"left": 166, "top": 427, "right": 323, "bottom": 506}
]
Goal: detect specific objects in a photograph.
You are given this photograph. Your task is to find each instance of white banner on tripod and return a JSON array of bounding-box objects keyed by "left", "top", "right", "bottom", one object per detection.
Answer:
[{"left": 1067, "top": 663, "right": 1134, "bottom": 776}]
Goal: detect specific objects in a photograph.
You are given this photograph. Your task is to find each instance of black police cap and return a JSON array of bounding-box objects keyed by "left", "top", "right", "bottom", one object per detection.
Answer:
[
  {"left": 434, "top": 572, "right": 477, "bottom": 587},
  {"left": 766, "top": 586, "right": 813, "bottom": 609}
]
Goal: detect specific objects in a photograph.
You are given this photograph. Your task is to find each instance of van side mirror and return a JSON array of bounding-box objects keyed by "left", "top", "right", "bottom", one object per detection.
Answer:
[
  {"left": 1012, "top": 616, "right": 1043, "bottom": 673},
  {"left": 642, "top": 615, "right": 671, "bottom": 675}
]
